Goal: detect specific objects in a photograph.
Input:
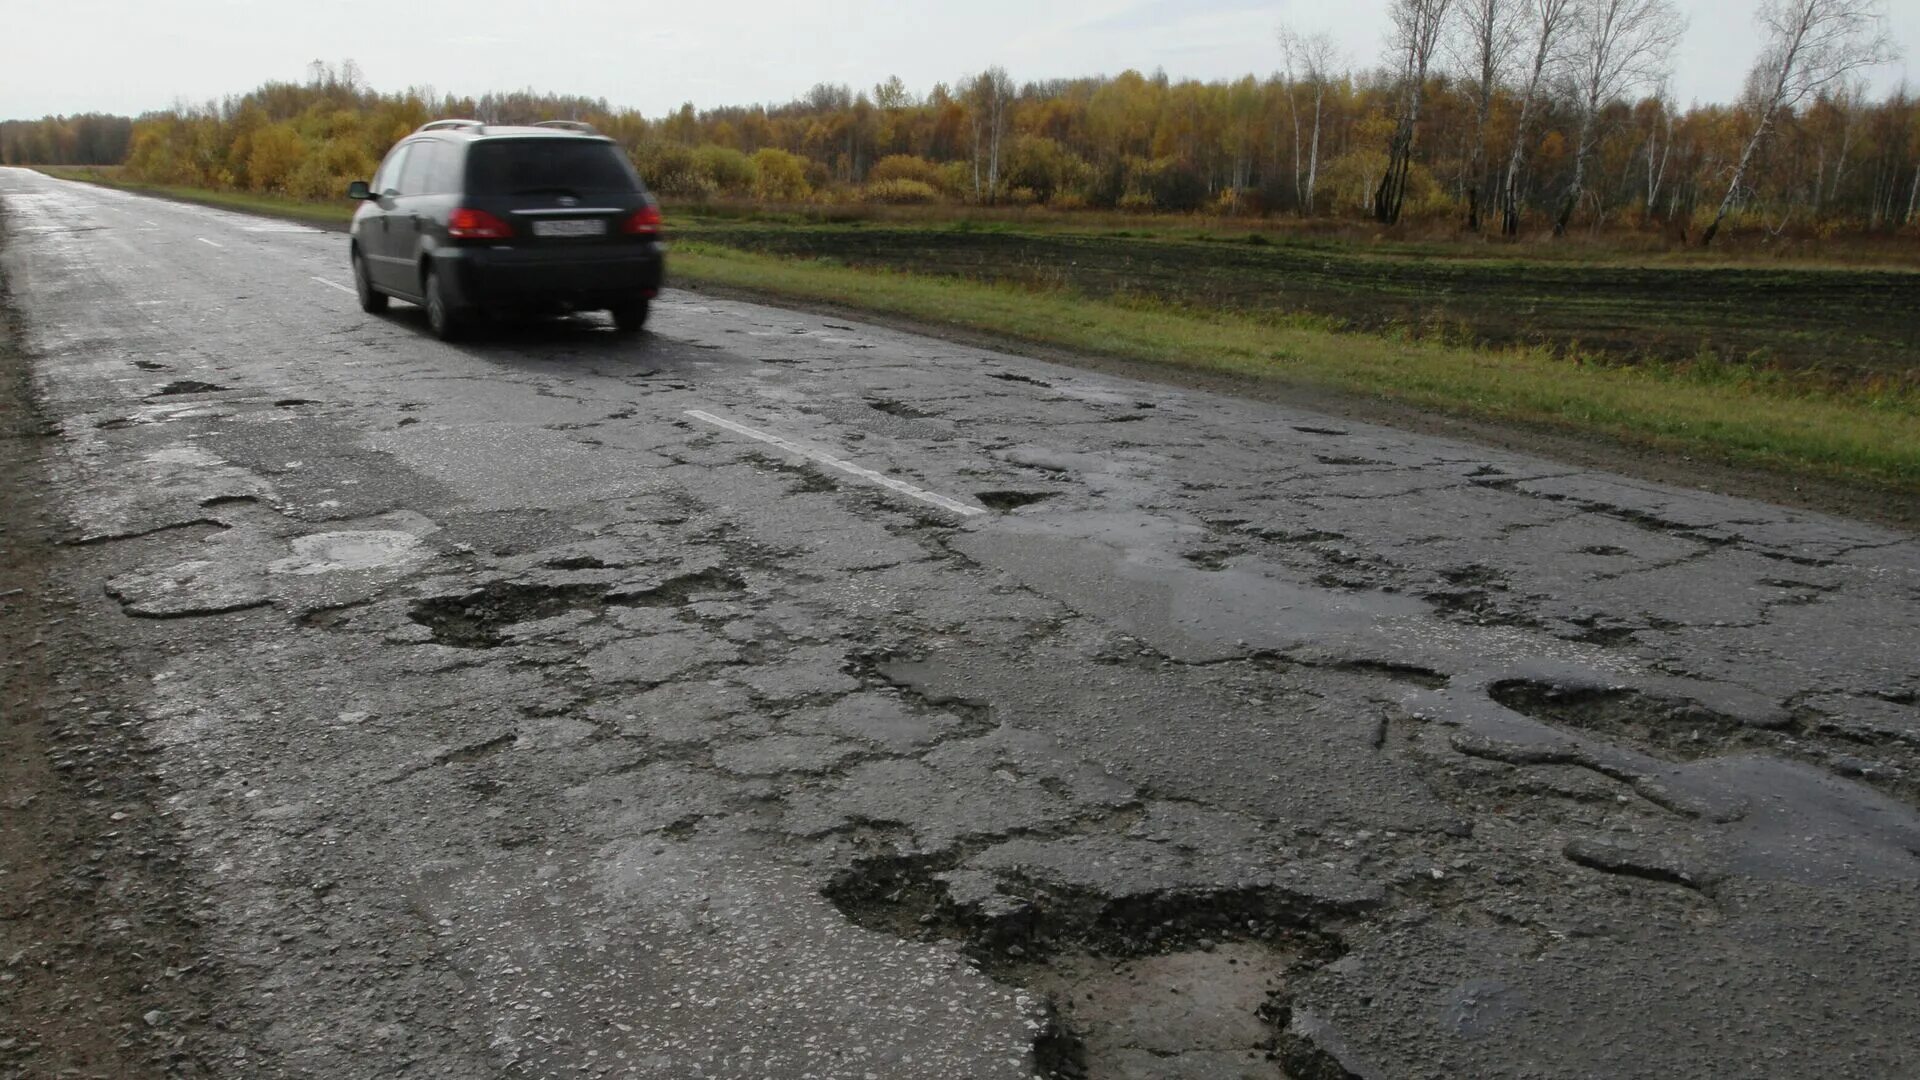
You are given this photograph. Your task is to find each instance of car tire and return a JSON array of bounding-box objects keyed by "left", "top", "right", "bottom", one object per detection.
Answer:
[
  {"left": 424, "top": 268, "right": 464, "bottom": 342},
  {"left": 352, "top": 250, "right": 388, "bottom": 314},
  {"left": 610, "top": 298, "right": 650, "bottom": 334}
]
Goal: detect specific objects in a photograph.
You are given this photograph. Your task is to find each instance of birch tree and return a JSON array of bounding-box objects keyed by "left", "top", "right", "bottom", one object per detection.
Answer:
[
  {"left": 1554, "top": 0, "right": 1684, "bottom": 235},
  {"left": 1500, "top": 0, "right": 1576, "bottom": 235},
  {"left": 1701, "top": 0, "right": 1897, "bottom": 245},
  {"left": 1450, "top": 0, "right": 1523, "bottom": 229},
  {"left": 1279, "top": 28, "right": 1342, "bottom": 215},
  {"left": 1375, "top": 0, "right": 1454, "bottom": 224},
  {"left": 963, "top": 67, "right": 1016, "bottom": 202}
]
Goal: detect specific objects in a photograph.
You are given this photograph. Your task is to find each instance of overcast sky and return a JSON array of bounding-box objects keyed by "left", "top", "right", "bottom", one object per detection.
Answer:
[{"left": 4, "top": 0, "right": 1915, "bottom": 121}]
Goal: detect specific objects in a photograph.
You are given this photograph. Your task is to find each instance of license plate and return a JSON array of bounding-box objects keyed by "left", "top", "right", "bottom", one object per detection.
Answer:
[{"left": 531, "top": 218, "right": 606, "bottom": 238}]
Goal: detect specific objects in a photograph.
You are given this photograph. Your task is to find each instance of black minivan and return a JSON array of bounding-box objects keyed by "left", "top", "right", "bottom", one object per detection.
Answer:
[{"left": 347, "top": 120, "right": 664, "bottom": 340}]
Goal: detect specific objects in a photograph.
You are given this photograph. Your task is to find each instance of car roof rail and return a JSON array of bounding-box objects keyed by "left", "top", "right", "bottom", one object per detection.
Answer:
[
  {"left": 533, "top": 120, "right": 597, "bottom": 133},
  {"left": 418, "top": 119, "right": 485, "bottom": 133}
]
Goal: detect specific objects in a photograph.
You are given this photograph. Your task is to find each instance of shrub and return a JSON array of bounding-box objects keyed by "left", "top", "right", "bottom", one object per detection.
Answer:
[
  {"left": 869, "top": 154, "right": 940, "bottom": 185},
  {"left": 691, "top": 144, "right": 756, "bottom": 195},
  {"left": 246, "top": 124, "right": 306, "bottom": 194},
  {"left": 865, "top": 178, "right": 940, "bottom": 204},
  {"left": 934, "top": 160, "right": 975, "bottom": 200},
  {"left": 750, "top": 148, "right": 811, "bottom": 201}
]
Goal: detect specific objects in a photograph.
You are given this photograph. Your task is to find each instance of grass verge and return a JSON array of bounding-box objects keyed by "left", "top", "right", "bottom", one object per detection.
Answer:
[
  {"left": 672, "top": 241, "right": 1920, "bottom": 494},
  {"left": 30, "top": 166, "right": 353, "bottom": 229}
]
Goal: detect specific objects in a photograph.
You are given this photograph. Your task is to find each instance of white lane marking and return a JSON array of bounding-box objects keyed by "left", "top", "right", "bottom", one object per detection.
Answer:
[
  {"left": 143, "top": 219, "right": 158, "bottom": 226},
  {"left": 196, "top": 237, "right": 223, "bottom": 248},
  {"left": 685, "top": 409, "right": 985, "bottom": 517},
  {"left": 311, "top": 276, "right": 356, "bottom": 295}
]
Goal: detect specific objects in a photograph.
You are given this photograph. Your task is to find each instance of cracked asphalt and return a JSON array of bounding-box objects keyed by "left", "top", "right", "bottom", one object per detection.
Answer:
[{"left": 3, "top": 165, "right": 1919, "bottom": 1079}]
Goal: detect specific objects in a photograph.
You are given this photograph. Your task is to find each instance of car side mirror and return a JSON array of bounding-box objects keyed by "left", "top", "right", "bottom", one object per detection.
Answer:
[{"left": 346, "top": 180, "right": 372, "bottom": 200}]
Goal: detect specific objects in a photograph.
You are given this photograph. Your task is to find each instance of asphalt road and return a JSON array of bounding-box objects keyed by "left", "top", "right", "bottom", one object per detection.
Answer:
[{"left": 3, "top": 165, "right": 1918, "bottom": 1079}]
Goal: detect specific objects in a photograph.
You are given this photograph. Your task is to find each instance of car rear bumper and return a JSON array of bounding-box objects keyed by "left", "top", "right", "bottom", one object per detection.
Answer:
[{"left": 438, "top": 243, "right": 665, "bottom": 309}]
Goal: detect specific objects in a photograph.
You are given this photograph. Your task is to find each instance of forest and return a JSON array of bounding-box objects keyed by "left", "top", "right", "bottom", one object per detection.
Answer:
[{"left": 2, "top": 0, "right": 1914, "bottom": 241}]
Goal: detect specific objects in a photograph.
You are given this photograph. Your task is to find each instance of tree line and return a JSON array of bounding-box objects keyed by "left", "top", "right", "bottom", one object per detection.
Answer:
[{"left": 2, "top": 1, "right": 1911, "bottom": 239}]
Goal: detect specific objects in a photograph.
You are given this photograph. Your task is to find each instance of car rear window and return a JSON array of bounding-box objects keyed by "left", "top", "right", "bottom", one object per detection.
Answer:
[{"left": 465, "top": 139, "right": 640, "bottom": 195}]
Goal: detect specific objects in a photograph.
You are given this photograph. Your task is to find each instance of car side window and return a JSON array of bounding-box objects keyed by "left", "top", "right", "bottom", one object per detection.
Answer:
[
  {"left": 376, "top": 145, "right": 410, "bottom": 196},
  {"left": 397, "top": 141, "right": 438, "bottom": 197},
  {"left": 427, "top": 143, "right": 463, "bottom": 195}
]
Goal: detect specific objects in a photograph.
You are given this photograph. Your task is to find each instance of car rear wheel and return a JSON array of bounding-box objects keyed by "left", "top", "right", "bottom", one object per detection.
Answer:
[
  {"left": 424, "top": 269, "right": 464, "bottom": 342},
  {"left": 610, "top": 298, "right": 650, "bottom": 333},
  {"left": 352, "top": 250, "right": 388, "bottom": 314}
]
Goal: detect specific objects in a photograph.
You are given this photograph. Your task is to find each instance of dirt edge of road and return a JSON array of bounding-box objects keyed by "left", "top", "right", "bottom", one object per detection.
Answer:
[
  {"left": 0, "top": 206, "right": 218, "bottom": 1078},
  {"left": 680, "top": 280, "right": 1917, "bottom": 534}
]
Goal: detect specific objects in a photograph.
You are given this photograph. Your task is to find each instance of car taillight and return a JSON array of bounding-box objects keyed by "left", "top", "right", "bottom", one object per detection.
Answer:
[
  {"left": 622, "top": 204, "right": 663, "bottom": 237},
  {"left": 448, "top": 208, "right": 513, "bottom": 239}
]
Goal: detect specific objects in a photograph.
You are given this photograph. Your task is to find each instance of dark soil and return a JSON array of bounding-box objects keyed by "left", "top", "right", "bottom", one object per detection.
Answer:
[
  {"left": 678, "top": 224, "right": 1920, "bottom": 379},
  {"left": 0, "top": 211, "right": 216, "bottom": 1078}
]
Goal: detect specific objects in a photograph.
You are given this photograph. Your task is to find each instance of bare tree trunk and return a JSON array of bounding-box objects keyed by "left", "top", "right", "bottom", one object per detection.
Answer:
[
  {"left": 1703, "top": 0, "right": 1895, "bottom": 247},
  {"left": 1280, "top": 30, "right": 1340, "bottom": 218},
  {"left": 1557, "top": 0, "right": 1683, "bottom": 238},
  {"left": 1457, "top": 0, "right": 1513, "bottom": 231},
  {"left": 1501, "top": 0, "right": 1575, "bottom": 237},
  {"left": 1828, "top": 99, "right": 1857, "bottom": 204},
  {"left": 1704, "top": 106, "right": 1777, "bottom": 246},
  {"left": 1555, "top": 109, "right": 1597, "bottom": 235},
  {"left": 1306, "top": 84, "right": 1324, "bottom": 215},
  {"left": 1285, "top": 77, "right": 1305, "bottom": 211},
  {"left": 1645, "top": 109, "right": 1671, "bottom": 213},
  {"left": 1376, "top": 0, "right": 1452, "bottom": 225}
]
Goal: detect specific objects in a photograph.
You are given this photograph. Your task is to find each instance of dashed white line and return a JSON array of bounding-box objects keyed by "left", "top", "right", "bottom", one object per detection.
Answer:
[
  {"left": 685, "top": 409, "right": 986, "bottom": 517},
  {"left": 196, "top": 237, "right": 223, "bottom": 248},
  {"left": 311, "top": 276, "right": 357, "bottom": 295}
]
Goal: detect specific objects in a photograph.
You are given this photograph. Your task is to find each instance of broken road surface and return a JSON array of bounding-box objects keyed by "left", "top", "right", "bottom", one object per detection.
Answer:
[{"left": 3, "top": 167, "right": 1918, "bottom": 1079}]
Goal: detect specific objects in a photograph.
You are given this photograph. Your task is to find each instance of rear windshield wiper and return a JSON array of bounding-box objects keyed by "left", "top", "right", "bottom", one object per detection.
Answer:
[{"left": 508, "top": 185, "right": 582, "bottom": 197}]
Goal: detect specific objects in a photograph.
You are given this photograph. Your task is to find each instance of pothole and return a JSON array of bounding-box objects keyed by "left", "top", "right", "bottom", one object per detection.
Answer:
[
  {"left": 409, "top": 580, "right": 609, "bottom": 648},
  {"left": 408, "top": 569, "right": 748, "bottom": 647},
  {"left": 824, "top": 853, "right": 1346, "bottom": 1080},
  {"left": 975, "top": 490, "right": 1056, "bottom": 512},
  {"left": 1488, "top": 680, "right": 1763, "bottom": 762},
  {"left": 990, "top": 372, "right": 1054, "bottom": 388},
  {"left": 154, "top": 380, "right": 228, "bottom": 396},
  {"left": 866, "top": 398, "right": 938, "bottom": 420}
]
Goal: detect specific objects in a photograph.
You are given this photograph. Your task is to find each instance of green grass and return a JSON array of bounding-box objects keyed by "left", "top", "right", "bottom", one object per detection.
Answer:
[
  {"left": 30, "top": 167, "right": 353, "bottom": 229},
  {"left": 672, "top": 241, "right": 1920, "bottom": 493}
]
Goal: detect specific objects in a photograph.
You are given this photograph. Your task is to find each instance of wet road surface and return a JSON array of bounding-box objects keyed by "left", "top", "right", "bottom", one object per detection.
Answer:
[{"left": 3, "top": 166, "right": 1918, "bottom": 1079}]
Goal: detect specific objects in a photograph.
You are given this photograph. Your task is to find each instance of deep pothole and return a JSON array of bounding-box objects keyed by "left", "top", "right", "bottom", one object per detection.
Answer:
[
  {"left": 824, "top": 852, "right": 1348, "bottom": 1080},
  {"left": 154, "top": 379, "right": 228, "bottom": 396},
  {"left": 407, "top": 568, "right": 747, "bottom": 647},
  {"left": 866, "top": 397, "right": 938, "bottom": 420},
  {"left": 1491, "top": 678, "right": 1920, "bottom": 809},
  {"left": 975, "top": 490, "right": 1056, "bottom": 512},
  {"left": 1489, "top": 680, "right": 1763, "bottom": 761}
]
